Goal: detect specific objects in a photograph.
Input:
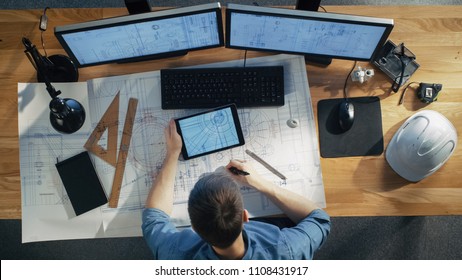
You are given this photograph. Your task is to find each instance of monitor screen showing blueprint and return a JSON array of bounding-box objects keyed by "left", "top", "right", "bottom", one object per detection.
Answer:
[
  {"left": 55, "top": 3, "right": 224, "bottom": 67},
  {"left": 226, "top": 4, "right": 393, "bottom": 61}
]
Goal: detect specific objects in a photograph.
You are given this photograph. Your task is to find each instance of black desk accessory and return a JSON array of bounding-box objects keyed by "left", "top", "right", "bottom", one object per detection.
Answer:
[
  {"left": 36, "top": 7, "right": 79, "bottom": 83},
  {"left": 160, "top": 66, "right": 284, "bottom": 109},
  {"left": 296, "top": 0, "right": 322, "bottom": 12},
  {"left": 317, "top": 97, "right": 384, "bottom": 158},
  {"left": 125, "top": 0, "right": 152, "bottom": 14},
  {"left": 22, "top": 37, "right": 85, "bottom": 134},
  {"left": 372, "top": 40, "right": 419, "bottom": 92},
  {"left": 55, "top": 151, "right": 108, "bottom": 216}
]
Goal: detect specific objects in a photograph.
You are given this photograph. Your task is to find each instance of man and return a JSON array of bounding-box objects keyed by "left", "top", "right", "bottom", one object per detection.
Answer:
[{"left": 142, "top": 119, "right": 330, "bottom": 259}]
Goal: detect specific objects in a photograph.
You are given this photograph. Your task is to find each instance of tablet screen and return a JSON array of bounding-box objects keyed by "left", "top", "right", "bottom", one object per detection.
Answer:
[{"left": 175, "top": 104, "right": 245, "bottom": 160}]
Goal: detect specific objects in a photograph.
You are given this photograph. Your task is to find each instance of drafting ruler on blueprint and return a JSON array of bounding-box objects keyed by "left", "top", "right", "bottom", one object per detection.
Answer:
[
  {"left": 84, "top": 92, "right": 120, "bottom": 166},
  {"left": 84, "top": 92, "right": 138, "bottom": 208},
  {"left": 245, "top": 149, "right": 287, "bottom": 180}
]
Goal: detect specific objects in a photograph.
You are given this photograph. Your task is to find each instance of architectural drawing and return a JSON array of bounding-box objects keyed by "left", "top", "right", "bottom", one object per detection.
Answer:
[
  {"left": 178, "top": 107, "right": 241, "bottom": 157},
  {"left": 18, "top": 54, "right": 325, "bottom": 242},
  {"left": 63, "top": 12, "right": 220, "bottom": 65},
  {"left": 230, "top": 13, "right": 384, "bottom": 58}
]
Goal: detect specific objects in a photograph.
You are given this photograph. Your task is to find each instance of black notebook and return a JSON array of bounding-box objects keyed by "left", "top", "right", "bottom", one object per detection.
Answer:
[{"left": 56, "top": 151, "right": 108, "bottom": 216}]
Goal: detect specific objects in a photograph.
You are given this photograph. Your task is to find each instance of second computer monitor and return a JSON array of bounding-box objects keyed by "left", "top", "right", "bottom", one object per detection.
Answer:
[{"left": 225, "top": 4, "right": 394, "bottom": 62}]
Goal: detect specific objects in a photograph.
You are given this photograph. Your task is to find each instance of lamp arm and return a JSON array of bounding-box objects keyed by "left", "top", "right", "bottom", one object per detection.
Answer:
[
  {"left": 21, "top": 37, "right": 86, "bottom": 134},
  {"left": 22, "top": 37, "right": 61, "bottom": 98}
]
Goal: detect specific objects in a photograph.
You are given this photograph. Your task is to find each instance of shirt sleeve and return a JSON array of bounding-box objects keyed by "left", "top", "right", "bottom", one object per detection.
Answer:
[
  {"left": 281, "top": 209, "right": 331, "bottom": 259},
  {"left": 141, "top": 208, "right": 180, "bottom": 259}
]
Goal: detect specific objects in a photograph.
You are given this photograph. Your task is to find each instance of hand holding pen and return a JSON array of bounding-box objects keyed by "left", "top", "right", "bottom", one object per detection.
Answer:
[
  {"left": 228, "top": 166, "right": 250, "bottom": 176},
  {"left": 226, "top": 159, "right": 264, "bottom": 187},
  {"left": 226, "top": 159, "right": 280, "bottom": 196}
]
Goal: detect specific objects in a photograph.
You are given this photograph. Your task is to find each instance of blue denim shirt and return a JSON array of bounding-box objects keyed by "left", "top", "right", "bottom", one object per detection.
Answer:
[{"left": 142, "top": 208, "right": 330, "bottom": 260}]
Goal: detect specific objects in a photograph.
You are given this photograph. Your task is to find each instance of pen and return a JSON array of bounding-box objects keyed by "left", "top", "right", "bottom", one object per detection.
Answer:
[
  {"left": 229, "top": 166, "right": 250, "bottom": 176},
  {"left": 245, "top": 149, "right": 287, "bottom": 180}
]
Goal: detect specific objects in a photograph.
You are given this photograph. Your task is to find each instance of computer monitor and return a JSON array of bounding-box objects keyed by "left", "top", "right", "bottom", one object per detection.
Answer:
[
  {"left": 225, "top": 4, "right": 394, "bottom": 62},
  {"left": 55, "top": 3, "right": 224, "bottom": 67}
]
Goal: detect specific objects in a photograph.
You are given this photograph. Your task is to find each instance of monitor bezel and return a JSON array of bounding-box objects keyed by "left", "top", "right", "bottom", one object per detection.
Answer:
[
  {"left": 225, "top": 4, "right": 394, "bottom": 62},
  {"left": 55, "top": 3, "right": 225, "bottom": 67}
]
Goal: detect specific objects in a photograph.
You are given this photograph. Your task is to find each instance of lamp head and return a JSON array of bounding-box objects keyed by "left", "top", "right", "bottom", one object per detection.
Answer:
[
  {"left": 49, "top": 97, "right": 86, "bottom": 134},
  {"left": 22, "top": 37, "right": 85, "bottom": 134}
]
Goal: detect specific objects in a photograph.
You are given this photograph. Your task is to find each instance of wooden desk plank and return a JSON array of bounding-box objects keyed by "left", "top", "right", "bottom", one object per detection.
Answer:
[
  {"left": 310, "top": 6, "right": 462, "bottom": 216},
  {"left": 1, "top": 6, "right": 462, "bottom": 219}
]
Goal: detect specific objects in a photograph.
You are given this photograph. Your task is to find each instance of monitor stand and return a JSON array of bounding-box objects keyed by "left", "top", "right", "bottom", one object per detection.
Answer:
[
  {"left": 304, "top": 55, "right": 332, "bottom": 67},
  {"left": 116, "top": 51, "right": 189, "bottom": 64},
  {"left": 125, "top": 0, "right": 152, "bottom": 14},
  {"left": 38, "top": 54, "right": 79, "bottom": 83},
  {"left": 296, "top": 1, "right": 332, "bottom": 66},
  {"left": 296, "top": 0, "right": 322, "bottom": 12}
]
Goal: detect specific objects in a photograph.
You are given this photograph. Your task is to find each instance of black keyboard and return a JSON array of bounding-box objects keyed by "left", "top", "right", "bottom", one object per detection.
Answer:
[{"left": 160, "top": 66, "right": 284, "bottom": 109}]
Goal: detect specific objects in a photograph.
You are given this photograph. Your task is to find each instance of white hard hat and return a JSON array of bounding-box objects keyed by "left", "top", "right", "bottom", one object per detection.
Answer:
[{"left": 386, "top": 110, "right": 457, "bottom": 182}]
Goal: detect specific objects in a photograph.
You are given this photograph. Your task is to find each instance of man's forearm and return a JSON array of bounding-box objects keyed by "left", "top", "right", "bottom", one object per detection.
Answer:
[
  {"left": 145, "top": 153, "right": 179, "bottom": 214},
  {"left": 253, "top": 179, "right": 320, "bottom": 224}
]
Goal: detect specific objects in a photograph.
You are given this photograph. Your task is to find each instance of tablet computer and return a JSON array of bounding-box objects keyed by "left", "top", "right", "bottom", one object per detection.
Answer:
[{"left": 175, "top": 104, "right": 245, "bottom": 160}]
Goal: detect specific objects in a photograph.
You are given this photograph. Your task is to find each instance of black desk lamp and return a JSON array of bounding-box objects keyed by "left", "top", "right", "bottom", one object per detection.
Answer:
[{"left": 22, "top": 37, "right": 86, "bottom": 134}]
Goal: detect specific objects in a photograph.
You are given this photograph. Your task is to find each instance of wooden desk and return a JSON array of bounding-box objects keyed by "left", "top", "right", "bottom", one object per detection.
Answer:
[{"left": 1, "top": 6, "right": 461, "bottom": 219}]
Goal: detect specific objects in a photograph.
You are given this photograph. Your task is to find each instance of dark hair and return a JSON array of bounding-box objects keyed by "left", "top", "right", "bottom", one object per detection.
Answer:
[{"left": 188, "top": 173, "right": 244, "bottom": 249}]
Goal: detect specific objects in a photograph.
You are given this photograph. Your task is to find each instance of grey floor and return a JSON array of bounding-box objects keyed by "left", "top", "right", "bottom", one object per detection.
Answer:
[{"left": 1, "top": 0, "right": 462, "bottom": 260}]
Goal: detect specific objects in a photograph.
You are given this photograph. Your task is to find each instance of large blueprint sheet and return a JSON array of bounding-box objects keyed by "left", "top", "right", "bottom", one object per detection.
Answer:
[{"left": 18, "top": 54, "right": 325, "bottom": 243}]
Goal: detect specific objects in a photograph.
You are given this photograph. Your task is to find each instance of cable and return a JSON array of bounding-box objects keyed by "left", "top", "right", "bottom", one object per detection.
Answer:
[
  {"left": 391, "top": 43, "right": 415, "bottom": 93},
  {"left": 243, "top": 49, "right": 248, "bottom": 67},
  {"left": 343, "top": 61, "right": 358, "bottom": 99},
  {"left": 398, "top": 82, "right": 419, "bottom": 105},
  {"left": 40, "top": 7, "right": 50, "bottom": 56},
  {"left": 391, "top": 55, "right": 406, "bottom": 92}
]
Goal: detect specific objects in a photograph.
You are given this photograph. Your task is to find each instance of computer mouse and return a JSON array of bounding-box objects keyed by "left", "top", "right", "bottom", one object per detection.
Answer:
[{"left": 338, "top": 100, "right": 355, "bottom": 132}]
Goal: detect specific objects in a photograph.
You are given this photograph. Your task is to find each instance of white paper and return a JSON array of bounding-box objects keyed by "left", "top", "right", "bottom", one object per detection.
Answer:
[{"left": 19, "top": 54, "right": 325, "bottom": 243}]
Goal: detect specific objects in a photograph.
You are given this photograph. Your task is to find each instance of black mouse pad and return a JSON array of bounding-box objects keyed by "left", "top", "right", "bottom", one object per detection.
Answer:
[{"left": 317, "top": 97, "right": 383, "bottom": 158}]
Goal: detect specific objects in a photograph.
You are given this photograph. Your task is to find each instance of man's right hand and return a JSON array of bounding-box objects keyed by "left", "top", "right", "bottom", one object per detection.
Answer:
[
  {"left": 226, "top": 158, "right": 320, "bottom": 224},
  {"left": 226, "top": 159, "right": 267, "bottom": 190}
]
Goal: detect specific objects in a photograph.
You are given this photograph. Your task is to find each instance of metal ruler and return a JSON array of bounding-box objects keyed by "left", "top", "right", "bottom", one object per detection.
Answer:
[{"left": 245, "top": 149, "right": 287, "bottom": 180}]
